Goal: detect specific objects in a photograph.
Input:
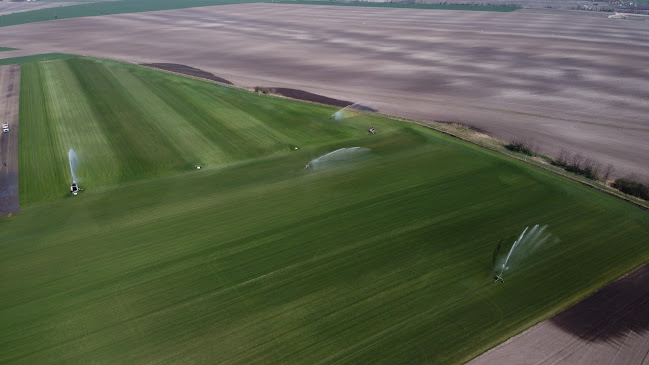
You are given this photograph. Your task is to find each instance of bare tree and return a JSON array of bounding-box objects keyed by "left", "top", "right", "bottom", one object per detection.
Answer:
[
  {"left": 603, "top": 164, "right": 614, "bottom": 182},
  {"left": 556, "top": 149, "right": 570, "bottom": 166},
  {"left": 528, "top": 138, "right": 540, "bottom": 156},
  {"left": 582, "top": 157, "right": 600, "bottom": 180},
  {"left": 571, "top": 152, "right": 584, "bottom": 168}
]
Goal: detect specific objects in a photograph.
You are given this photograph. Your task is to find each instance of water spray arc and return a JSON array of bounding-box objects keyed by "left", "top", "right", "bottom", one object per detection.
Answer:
[
  {"left": 68, "top": 148, "right": 82, "bottom": 195},
  {"left": 330, "top": 102, "right": 375, "bottom": 120},
  {"left": 68, "top": 149, "right": 79, "bottom": 183},
  {"left": 493, "top": 224, "right": 552, "bottom": 283},
  {"left": 304, "top": 147, "right": 371, "bottom": 170}
]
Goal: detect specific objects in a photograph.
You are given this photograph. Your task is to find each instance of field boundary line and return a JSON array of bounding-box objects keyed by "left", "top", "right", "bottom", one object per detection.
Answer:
[
  {"left": 393, "top": 116, "right": 649, "bottom": 211},
  {"left": 136, "top": 59, "right": 648, "bottom": 211}
]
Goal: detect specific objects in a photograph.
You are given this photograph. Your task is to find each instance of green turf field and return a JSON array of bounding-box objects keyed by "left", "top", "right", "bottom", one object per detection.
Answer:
[
  {"left": 1, "top": 58, "right": 648, "bottom": 364},
  {"left": 0, "top": 0, "right": 260, "bottom": 28},
  {"left": 0, "top": 53, "right": 74, "bottom": 66},
  {"left": 0, "top": 0, "right": 518, "bottom": 28}
]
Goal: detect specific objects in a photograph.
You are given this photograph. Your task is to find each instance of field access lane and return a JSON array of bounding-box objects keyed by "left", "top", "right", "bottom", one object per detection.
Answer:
[
  {"left": 1, "top": 4, "right": 648, "bottom": 178},
  {"left": 0, "top": 64, "right": 20, "bottom": 216}
]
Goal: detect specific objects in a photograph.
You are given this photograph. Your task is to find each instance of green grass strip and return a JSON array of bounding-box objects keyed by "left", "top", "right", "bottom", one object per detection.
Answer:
[
  {"left": 0, "top": 47, "right": 18, "bottom": 52},
  {"left": 0, "top": 0, "right": 519, "bottom": 28},
  {"left": 0, "top": 53, "right": 74, "bottom": 66},
  {"left": 0, "top": 0, "right": 262, "bottom": 28}
]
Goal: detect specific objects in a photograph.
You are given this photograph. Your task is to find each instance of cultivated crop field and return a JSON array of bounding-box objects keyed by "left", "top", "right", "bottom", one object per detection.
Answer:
[{"left": 1, "top": 58, "right": 648, "bottom": 364}]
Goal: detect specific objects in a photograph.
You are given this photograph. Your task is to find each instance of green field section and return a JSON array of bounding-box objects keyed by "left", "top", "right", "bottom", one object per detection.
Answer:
[
  {"left": 0, "top": 0, "right": 518, "bottom": 27},
  {"left": 18, "top": 57, "right": 383, "bottom": 205},
  {"left": 3, "top": 58, "right": 649, "bottom": 364},
  {"left": 274, "top": 0, "right": 520, "bottom": 12},
  {"left": 0, "top": 47, "right": 18, "bottom": 52},
  {"left": 0, "top": 53, "right": 74, "bottom": 66},
  {"left": 0, "top": 0, "right": 261, "bottom": 27}
]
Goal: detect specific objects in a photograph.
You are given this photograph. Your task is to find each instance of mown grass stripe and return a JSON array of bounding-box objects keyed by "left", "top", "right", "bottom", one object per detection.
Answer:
[
  {"left": 66, "top": 58, "right": 186, "bottom": 177},
  {"left": 18, "top": 62, "right": 68, "bottom": 204},
  {"left": 104, "top": 63, "right": 223, "bottom": 166},
  {"left": 40, "top": 60, "right": 121, "bottom": 190}
]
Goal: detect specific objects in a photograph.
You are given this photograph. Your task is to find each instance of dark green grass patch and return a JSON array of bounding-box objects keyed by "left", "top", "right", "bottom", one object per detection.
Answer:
[
  {"left": 5, "top": 57, "right": 648, "bottom": 364},
  {"left": 273, "top": 0, "right": 520, "bottom": 11},
  {"left": 2, "top": 125, "right": 648, "bottom": 363},
  {"left": 0, "top": 47, "right": 18, "bottom": 52}
]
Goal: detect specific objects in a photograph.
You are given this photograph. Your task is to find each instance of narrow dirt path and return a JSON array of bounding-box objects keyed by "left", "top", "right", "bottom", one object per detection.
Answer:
[{"left": 0, "top": 64, "right": 20, "bottom": 216}]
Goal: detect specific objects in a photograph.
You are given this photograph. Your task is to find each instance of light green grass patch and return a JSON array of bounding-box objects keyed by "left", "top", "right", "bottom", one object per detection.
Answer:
[
  {"left": 0, "top": 53, "right": 74, "bottom": 66},
  {"left": 104, "top": 64, "right": 224, "bottom": 165},
  {"left": 18, "top": 57, "right": 384, "bottom": 204}
]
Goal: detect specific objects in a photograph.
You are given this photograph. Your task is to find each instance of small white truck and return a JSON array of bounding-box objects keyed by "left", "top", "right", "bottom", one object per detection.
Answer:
[{"left": 2, "top": 124, "right": 8, "bottom": 133}]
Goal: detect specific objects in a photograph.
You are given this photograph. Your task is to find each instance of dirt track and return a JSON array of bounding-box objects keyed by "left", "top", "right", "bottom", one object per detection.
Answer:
[
  {"left": 0, "top": 64, "right": 20, "bottom": 216},
  {"left": 0, "top": 4, "right": 647, "bottom": 179},
  {"left": 470, "top": 262, "right": 649, "bottom": 364}
]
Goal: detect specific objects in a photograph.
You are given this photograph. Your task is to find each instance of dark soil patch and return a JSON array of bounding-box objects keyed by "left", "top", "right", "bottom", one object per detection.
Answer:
[
  {"left": 550, "top": 262, "right": 649, "bottom": 342},
  {"left": 262, "top": 87, "right": 354, "bottom": 108},
  {"left": 437, "top": 120, "right": 489, "bottom": 134},
  {"left": 142, "top": 63, "right": 233, "bottom": 85}
]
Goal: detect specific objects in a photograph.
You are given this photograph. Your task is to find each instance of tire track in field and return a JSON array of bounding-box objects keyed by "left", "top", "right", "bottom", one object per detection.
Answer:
[{"left": 0, "top": 64, "right": 20, "bottom": 216}]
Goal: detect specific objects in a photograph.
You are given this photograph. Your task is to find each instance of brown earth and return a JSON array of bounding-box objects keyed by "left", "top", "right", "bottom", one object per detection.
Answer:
[
  {"left": 141, "top": 63, "right": 233, "bottom": 84},
  {"left": 470, "top": 262, "right": 649, "bottom": 364},
  {"left": 1, "top": 4, "right": 647, "bottom": 179},
  {"left": 264, "top": 87, "right": 353, "bottom": 108},
  {"left": 0, "top": 64, "right": 20, "bottom": 216}
]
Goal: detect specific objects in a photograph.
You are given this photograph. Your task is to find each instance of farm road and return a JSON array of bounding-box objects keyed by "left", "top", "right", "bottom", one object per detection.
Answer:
[{"left": 0, "top": 64, "right": 20, "bottom": 216}]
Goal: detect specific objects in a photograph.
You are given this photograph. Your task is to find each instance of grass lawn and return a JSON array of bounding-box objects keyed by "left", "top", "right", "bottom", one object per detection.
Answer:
[
  {"left": 0, "top": 53, "right": 74, "bottom": 66},
  {"left": 1, "top": 58, "right": 648, "bottom": 364},
  {"left": 0, "top": 0, "right": 518, "bottom": 28},
  {"left": 0, "top": 0, "right": 261, "bottom": 28}
]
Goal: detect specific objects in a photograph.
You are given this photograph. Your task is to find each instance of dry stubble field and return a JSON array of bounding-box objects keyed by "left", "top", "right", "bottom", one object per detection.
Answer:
[{"left": 1, "top": 4, "right": 648, "bottom": 179}]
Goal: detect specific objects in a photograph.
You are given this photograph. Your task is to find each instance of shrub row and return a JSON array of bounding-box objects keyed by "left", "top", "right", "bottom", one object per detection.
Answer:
[
  {"left": 505, "top": 139, "right": 648, "bottom": 201},
  {"left": 613, "top": 178, "right": 649, "bottom": 200}
]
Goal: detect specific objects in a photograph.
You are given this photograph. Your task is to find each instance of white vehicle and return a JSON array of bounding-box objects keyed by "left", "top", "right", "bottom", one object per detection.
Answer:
[
  {"left": 70, "top": 183, "right": 82, "bottom": 196},
  {"left": 2, "top": 124, "right": 8, "bottom": 133}
]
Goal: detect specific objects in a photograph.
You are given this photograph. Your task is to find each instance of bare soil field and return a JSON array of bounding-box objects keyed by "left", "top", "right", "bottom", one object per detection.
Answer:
[
  {"left": 0, "top": 1, "right": 78, "bottom": 16},
  {"left": 1, "top": 4, "right": 648, "bottom": 178},
  {"left": 470, "top": 262, "right": 649, "bottom": 364},
  {"left": 0, "top": 64, "right": 20, "bottom": 216}
]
